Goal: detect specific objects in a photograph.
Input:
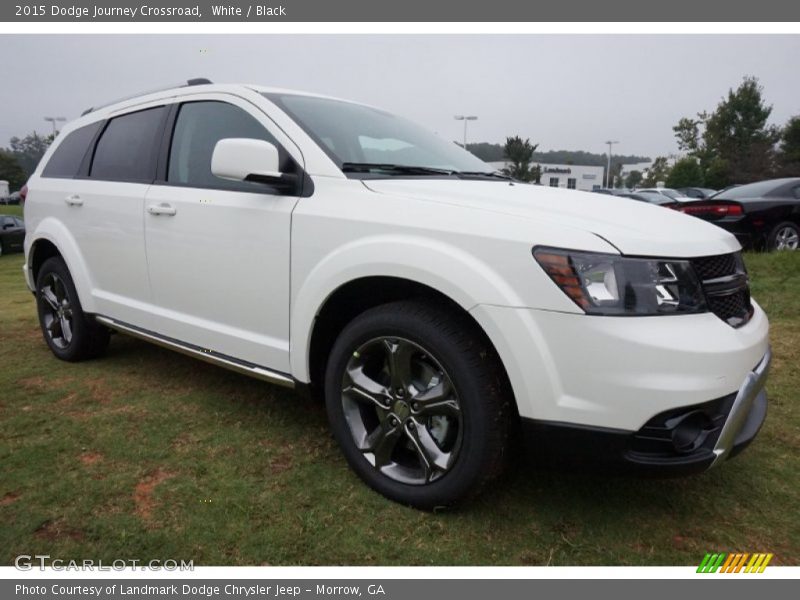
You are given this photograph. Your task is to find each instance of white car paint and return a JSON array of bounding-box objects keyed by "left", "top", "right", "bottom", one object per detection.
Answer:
[{"left": 23, "top": 82, "right": 769, "bottom": 437}]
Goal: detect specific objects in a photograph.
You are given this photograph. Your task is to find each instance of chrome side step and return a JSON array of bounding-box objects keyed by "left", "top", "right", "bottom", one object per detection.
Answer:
[{"left": 94, "top": 316, "right": 295, "bottom": 389}]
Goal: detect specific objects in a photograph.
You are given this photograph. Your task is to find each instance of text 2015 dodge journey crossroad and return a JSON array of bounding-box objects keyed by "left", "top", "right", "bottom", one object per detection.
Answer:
[{"left": 23, "top": 80, "right": 770, "bottom": 508}]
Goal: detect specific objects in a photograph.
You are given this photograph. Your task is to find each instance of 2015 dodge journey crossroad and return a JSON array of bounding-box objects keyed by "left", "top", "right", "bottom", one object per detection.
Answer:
[{"left": 23, "top": 80, "right": 771, "bottom": 508}]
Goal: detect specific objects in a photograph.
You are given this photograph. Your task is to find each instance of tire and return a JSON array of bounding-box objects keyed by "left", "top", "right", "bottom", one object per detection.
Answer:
[
  {"left": 324, "top": 300, "right": 513, "bottom": 509},
  {"left": 767, "top": 221, "right": 800, "bottom": 251},
  {"left": 0, "top": 240, "right": 4, "bottom": 257},
  {"left": 35, "top": 256, "right": 110, "bottom": 361}
]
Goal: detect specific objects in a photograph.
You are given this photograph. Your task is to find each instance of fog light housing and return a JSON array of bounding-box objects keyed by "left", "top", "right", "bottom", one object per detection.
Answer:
[{"left": 671, "top": 411, "right": 713, "bottom": 454}]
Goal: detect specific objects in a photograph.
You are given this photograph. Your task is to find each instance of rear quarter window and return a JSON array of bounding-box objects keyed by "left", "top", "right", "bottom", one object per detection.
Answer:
[{"left": 41, "top": 121, "right": 103, "bottom": 178}]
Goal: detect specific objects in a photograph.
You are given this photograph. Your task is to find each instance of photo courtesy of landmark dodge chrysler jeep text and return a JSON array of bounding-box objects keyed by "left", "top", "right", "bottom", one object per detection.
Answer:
[{"left": 22, "top": 80, "right": 771, "bottom": 508}]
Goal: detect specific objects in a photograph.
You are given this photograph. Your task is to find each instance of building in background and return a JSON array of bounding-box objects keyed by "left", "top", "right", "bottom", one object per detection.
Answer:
[
  {"left": 620, "top": 161, "right": 653, "bottom": 180},
  {"left": 488, "top": 162, "right": 604, "bottom": 191}
]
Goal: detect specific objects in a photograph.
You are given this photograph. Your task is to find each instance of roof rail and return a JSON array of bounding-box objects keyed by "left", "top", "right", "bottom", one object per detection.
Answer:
[{"left": 81, "top": 78, "right": 214, "bottom": 117}]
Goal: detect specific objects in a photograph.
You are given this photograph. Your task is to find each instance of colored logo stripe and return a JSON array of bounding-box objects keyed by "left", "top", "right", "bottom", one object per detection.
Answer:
[{"left": 697, "top": 552, "right": 773, "bottom": 573}]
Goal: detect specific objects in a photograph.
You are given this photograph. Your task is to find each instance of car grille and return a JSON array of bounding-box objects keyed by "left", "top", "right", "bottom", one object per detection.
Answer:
[
  {"left": 692, "top": 253, "right": 738, "bottom": 280},
  {"left": 691, "top": 252, "right": 753, "bottom": 328}
]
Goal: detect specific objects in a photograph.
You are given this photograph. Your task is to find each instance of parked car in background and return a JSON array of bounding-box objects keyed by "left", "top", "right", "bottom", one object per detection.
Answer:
[
  {"left": 592, "top": 188, "right": 630, "bottom": 196},
  {"left": 0, "top": 214, "right": 25, "bottom": 256},
  {"left": 714, "top": 184, "right": 742, "bottom": 196},
  {"left": 1, "top": 191, "right": 23, "bottom": 205},
  {"left": 635, "top": 187, "right": 692, "bottom": 203},
  {"left": 620, "top": 191, "right": 680, "bottom": 209},
  {"left": 678, "top": 178, "right": 800, "bottom": 251},
  {"left": 678, "top": 187, "right": 718, "bottom": 200}
]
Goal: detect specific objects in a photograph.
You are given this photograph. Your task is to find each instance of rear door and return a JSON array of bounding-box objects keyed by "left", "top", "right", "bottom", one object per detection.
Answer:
[
  {"left": 143, "top": 95, "right": 304, "bottom": 373},
  {"left": 71, "top": 105, "right": 168, "bottom": 323}
]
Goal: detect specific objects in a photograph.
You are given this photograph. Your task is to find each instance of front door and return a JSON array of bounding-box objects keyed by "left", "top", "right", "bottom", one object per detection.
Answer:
[{"left": 143, "top": 97, "right": 303, "bottom": 374}]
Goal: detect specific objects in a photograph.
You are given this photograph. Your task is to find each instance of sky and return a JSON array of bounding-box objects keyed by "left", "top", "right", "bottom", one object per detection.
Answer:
[{"left": 1, "top": 34, "right": 799, "bottom": 160}]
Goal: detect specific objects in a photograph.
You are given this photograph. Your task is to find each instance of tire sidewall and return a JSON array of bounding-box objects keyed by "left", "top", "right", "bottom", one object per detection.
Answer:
[
  {"left": 324, "top": 304, "right": 500, "bottom": 508},
  {"left": 35, "top": 257, "right": 90, "bottom": 361}
]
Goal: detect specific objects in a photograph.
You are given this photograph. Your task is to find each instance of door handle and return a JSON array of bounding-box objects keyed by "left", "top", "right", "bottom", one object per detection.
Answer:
[
  {"left": 147, "top": 203, "right": 177, "bottom": 217},
  {"left": 65, "top": 194, "right": 83, "bottom": 206}
]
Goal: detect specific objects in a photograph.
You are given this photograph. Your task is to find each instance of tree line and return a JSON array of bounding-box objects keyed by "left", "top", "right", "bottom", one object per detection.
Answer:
[
  {"left": 476, "top": 76, "right": 799, "bottom": 189},
  {"left": 666, "top": 76, "right": 798, "bottom": 188},
  {"left": 467, "top": 142, "right": 649, "bottom": 170},
  {"left": 0, "top": 132, "right": 53, "bottom": 191},
  {"left": 630, "top": 76, "right": 798, "bottom": 190}
]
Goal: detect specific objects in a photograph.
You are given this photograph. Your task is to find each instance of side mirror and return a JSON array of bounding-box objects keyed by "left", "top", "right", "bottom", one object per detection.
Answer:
[
  {"left": 2, "top": 223, "right": 13, "bottom": 230},
  {"left": 211, "top": 138, "right": 297, "bottom": 192}
]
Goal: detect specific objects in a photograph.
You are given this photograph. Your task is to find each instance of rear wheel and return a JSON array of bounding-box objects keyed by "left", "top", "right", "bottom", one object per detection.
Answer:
[
  {"left": 768, "top": 221, "right": 800, "bottom": 251},
  {"left": 36, "top": 257, "right": 110, "bottom": 361},
  {"left": 324, "top": 301, "right": 512, "bottom": 509}
]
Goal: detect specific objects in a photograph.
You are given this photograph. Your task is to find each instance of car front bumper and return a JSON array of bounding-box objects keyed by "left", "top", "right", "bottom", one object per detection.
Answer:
[
  {"left": 470, "top": 301, "right": 771, "bottom": 473},
  {"left": 518, "top": 348, "right": 770, "bottom": 475}
]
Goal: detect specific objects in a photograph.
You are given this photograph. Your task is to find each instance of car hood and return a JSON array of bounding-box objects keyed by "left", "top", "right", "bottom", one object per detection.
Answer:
[{"left": 362, "top": 179, "right": 740, "bottom": 257}]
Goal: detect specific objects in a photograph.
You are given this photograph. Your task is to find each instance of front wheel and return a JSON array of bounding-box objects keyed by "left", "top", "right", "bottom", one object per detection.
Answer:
[
  {"left": 324, "top": 301, "right": 512, "bottom": 509},
  {"left": 35, "top": 257, "right": 110, "bottom": 361}
]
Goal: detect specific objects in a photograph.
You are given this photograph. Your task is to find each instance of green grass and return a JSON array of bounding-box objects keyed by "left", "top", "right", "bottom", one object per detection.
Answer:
[
  {"left": 0, "top": 205, "right": 24, "bottom": 219},
  {"left": 1, "top": 251, "right": 798, "bottom": 566}
]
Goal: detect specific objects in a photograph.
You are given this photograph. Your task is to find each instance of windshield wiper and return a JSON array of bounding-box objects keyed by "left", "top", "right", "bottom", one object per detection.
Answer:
[
  {"left": 455, "top": 171, "right": 514, "bottom": 181},
  {"left": 341, "top": 162, "right": 456, "bottom": 176}
]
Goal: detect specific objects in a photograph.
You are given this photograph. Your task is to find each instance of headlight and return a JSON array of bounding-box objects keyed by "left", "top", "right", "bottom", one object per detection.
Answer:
[{"left": 533, "top": 247, "right": 706, "bottom": 316}]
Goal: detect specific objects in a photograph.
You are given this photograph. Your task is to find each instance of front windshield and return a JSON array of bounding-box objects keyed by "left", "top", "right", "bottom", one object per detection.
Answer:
[{"left": 264, "top": 93, "right": 493, "bottom": 175}]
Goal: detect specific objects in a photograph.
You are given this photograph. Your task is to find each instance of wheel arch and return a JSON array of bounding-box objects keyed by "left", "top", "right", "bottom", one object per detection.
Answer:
[
  {"left": 300, "top": 275, "right": 516, "bottom": 415},
  {"left": 27, "top": 219, "right": 96, "bottom": 312}
]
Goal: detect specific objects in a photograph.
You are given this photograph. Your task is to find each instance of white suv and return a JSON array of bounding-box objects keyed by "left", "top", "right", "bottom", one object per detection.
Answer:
[{"left": 23, "top": 80, "right": 770, "bottom": 508}]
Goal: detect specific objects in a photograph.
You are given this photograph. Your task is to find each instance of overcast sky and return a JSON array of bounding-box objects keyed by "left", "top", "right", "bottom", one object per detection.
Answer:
[{"left": 2, "top": 35, "right": 798, "bottom": 159}]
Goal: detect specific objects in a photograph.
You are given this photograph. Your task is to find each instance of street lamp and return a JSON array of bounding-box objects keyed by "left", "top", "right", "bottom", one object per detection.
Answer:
[
  {"left": 604, "top": 140, "right": 619, "bottom": 188},
  {"left": 454, "top": 115, "right": 478, "bottom": 148},
  {"left": 44, "top": 116, "right": 66, "bottom": 136}
]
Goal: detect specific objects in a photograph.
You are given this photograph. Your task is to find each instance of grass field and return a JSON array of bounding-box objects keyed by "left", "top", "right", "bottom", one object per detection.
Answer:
[{"left": 1, "top": 237, "right": 798, "bottom": 566}]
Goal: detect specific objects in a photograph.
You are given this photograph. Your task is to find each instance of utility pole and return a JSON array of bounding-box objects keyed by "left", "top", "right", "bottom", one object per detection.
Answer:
[
  {"left": 44, "top": 117, "right": 66, "bottom": 136},
  {"left": 454, "top": 115, "right": 478, "bottom": 148},
  {"left": 605, "top": 140, "right": 619, "bottom": 188}
]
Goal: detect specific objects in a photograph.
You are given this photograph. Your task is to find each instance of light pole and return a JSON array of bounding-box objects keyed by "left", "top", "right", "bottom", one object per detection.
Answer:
[
  {"left": 454, "top": 115, "right": 478, "bottom": 148},
  {"left": 44, "top": 117, "right": 66, "bottom": 136},
  {"left": 604, "top": 140, "right": 619, "bottom": 188}
]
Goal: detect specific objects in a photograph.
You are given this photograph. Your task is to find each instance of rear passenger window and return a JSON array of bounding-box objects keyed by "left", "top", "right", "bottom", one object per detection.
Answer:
[
  {"left": 90, "top": 107, "right": 165, "bottom": 182},
  {"left": 41, "top": 121, "right": 102, "bottom": 178},
  {"left": 168, "top": 101, "right": 292, "bottom": 192}
]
